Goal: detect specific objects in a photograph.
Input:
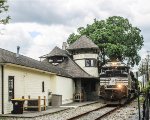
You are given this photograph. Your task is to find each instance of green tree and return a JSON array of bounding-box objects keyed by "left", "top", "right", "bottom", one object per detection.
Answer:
[
  {"left": 0, "top": 0, "right": 10, "bottom": 24},
  {"left": 138, "top": 63, "right": 147, "bottom": 76},
  {"left": 67, "top": 16, "right": 144, "bottom": 66}
]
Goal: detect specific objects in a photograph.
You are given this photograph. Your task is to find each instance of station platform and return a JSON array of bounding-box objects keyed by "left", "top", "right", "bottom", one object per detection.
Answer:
[
  {"left": 61, "top": 101, "right": 98, "bottom": 108},
  {"left": 0, "top": 101, "right": 98, "bottom": 118}
]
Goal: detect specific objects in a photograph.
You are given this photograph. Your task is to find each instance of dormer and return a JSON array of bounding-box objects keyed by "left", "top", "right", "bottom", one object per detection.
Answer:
[{"left": 40, "top": 46, "right": 68, "bottom": 65}]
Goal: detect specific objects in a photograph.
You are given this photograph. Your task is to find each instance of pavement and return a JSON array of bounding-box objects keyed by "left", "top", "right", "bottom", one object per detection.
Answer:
[{"left": 0, "top": 101, "right": 98, "bottom": 118}]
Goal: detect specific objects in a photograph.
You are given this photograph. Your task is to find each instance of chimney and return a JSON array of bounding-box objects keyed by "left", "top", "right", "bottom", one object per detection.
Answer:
[
  {"left": 16, "top": 46, "right": 20, "bottom": 58},
  {"left": 62, "top": 42, "right": 67, "bottom": 50}
]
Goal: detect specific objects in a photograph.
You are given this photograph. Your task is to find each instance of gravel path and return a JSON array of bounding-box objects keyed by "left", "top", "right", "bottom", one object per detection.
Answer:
[
  {"left": 101, "top": 100, "right": 142, "bottom": 120},
  {"left": 76, "top": 107, "right": 116, "bottom": 120}
]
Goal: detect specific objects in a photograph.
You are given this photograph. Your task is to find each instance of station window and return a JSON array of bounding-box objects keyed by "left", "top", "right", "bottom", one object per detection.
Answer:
[
  {"left": 42, "top": 81, "right": 45, "bottom": 92},
  {"left": 8, "top": 76, "right": 14, "bottom": 101},
  {"left": 85, "top": 59, "right": 97, "bottom": 67}
]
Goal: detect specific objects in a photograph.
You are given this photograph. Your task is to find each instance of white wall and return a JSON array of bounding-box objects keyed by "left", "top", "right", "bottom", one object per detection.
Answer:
[
  {"left": 2, "top": 65, "right": 75, "bottom": 114},
  {"left": 24, "top": 71, "right": 51, "bottom": 98},
  {"left": 55, "top": 76, "right": 75, "bottom": 104},
  {"left": 73, "top": 53, "right": 98, "bottom": 77},
  {"left": 50, "top": 75, "right": 57, "bottom": 93},
  {"left": 73, "top": 54, "right": 98, "bottom": 60},
  {"left": 3, "top": 65, "right": 51, "bottom": 114}
]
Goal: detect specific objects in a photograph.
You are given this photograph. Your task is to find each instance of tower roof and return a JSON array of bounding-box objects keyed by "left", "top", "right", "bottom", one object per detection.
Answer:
[
  {"left": 40, "top": 46, "right": 68, "bottom": 58},
  {"left": 67, "top": 35, "right": 99, "bottom": 50}
]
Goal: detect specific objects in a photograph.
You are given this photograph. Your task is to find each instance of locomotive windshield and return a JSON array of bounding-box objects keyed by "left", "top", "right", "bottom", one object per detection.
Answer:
[{"left": 100, "top": 66, "right": 128, "bottom": 78}]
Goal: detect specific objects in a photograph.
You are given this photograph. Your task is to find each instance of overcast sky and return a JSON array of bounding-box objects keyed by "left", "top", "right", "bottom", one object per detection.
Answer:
[{"left": 0, "top": 0, "right": 150, "bottom": 61}]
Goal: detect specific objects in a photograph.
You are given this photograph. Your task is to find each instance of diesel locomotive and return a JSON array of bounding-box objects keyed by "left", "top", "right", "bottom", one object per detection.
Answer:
[{"left": 99, "top": 61, "right": 138, "bottom": 104}]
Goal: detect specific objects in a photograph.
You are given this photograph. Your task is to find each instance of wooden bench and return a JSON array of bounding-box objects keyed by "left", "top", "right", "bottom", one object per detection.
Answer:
[{"left": 22, "top": 96, "right": 46, "bottom": 112}]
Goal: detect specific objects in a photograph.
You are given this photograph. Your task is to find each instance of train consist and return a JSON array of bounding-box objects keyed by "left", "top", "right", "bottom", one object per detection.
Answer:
[{"left": 99, "top": 61, "right": 138, "bottom": 104}]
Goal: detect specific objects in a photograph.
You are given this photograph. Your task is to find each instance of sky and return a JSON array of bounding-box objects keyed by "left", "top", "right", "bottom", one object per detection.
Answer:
[{"left": 0, "top": 0, "right": 150, "bottom": 62}]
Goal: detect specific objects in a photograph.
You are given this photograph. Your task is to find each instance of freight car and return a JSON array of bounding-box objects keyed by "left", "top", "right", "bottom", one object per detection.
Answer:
[{"left": 99, "top": 61, "right": 138, "bottom": 104}]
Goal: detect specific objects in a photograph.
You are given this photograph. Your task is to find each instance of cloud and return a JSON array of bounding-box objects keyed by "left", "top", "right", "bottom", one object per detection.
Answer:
[
  {"left": 9, "top": 0, "right": 90, "bottom": 26},
  {"left": 0, "top": 23, "right": 74, "bottom": 59},
  {"left": 7, "top": 0, "right": 137, "bottom": 26},
  {"left": 0, "top": 23, "right": 33, "bottom": 54},
  {"left": 0, "top": 0, "right": 149, "bottom": 61}
]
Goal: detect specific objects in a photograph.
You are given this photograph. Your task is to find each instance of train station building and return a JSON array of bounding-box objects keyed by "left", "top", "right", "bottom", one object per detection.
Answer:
[{"left": 0, "top": 35, "right": 100, "bottom": 114}]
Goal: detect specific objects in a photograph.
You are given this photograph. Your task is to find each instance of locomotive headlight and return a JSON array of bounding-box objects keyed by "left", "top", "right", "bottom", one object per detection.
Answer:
[
  {"left": 117, "top": 84, "right": 122, "bottom": 89},
  {"left": 112, "top": 62, "right": 117, "bottom": 66}
]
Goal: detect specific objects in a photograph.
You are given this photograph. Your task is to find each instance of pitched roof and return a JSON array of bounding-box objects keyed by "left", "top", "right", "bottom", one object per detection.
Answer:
[
  {"left": 0, "top": 48, "right": 71, "bottom": 77},
  {"left": 57, "top": 57, "right": 96, "bottom": 78},
  {"left": 67, "top": 35, "right": 99, "bottom": 50},
  {"left": 40, "top": 46, "right": 68, "bottom": 58},
  {"left": 42, "top": 47, "right": 97, "bottom": 79},
  {"left": 0, "top": 47, "right": 98, "bottom": 79}
]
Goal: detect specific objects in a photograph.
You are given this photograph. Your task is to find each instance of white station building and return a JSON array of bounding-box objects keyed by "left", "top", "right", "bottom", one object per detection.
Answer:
[{"left": 0, "top": 35, "right": 100, "bottom": 114}]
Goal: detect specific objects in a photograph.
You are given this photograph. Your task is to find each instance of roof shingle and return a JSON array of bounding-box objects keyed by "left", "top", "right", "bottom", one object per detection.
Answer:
[
  {"left": 67, "top": 35, "right": 99, "bottom": 50},
  {"left": 40, "top": 46, "right": 68, "bottom": 58},
  {"left": 42, "top": 46, "right": 98, "bottom": 78},
  {"left": 0, "top": 48, "right": 71, "bottom": 77},
  {"left": 57, "top": 57, "right": 95, "bottom": 78}
]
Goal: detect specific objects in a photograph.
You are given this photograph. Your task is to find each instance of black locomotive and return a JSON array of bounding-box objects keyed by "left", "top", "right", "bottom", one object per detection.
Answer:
[{"left": 99, "top": 61, "right": 138, "bottom": 104}]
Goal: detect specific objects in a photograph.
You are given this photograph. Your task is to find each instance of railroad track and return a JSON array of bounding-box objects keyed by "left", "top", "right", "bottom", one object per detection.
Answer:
[
  {"left": 95, "top": 106, "right": 119, "bottom": 120},
  {"left": 67, "top": 98, "right": 136, "bottom": 120},
  {"left": 67, "top": 105, "right": 119, "bottom": 120}
]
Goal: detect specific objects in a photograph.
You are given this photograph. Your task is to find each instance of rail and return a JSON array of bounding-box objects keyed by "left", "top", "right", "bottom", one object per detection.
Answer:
[
  {"left": 67, "top": 105, "right": 108, "bottom": 120},
  {"left": 95, "top": 106, "right": 119, "bottom": 120},
  {"left": 68, "top": 97, "right": 136, "bottom": 120}
]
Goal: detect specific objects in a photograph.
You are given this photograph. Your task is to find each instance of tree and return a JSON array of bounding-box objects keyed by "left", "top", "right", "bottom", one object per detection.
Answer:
[
  {"left": 139, "top": 62, "right": 147, "bottom": 76},
  {"left": 67, "top": 16, "right": 144, "bottom": 66},
  {"left": 0, "top": 0, "right": 10, "bottom": 24}
]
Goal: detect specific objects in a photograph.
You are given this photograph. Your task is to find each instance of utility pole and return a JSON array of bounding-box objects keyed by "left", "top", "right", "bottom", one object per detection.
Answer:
[
  {"left": 142, "top": 62, "right": 145, "bottom": 88},
  {"left": 143, "top": 51, "right": 150, "bottom": 120},
  {"left": 146, "top": 51, "right": 150, "bottom": 84},
  {"left": 137, "top": 71, "right": 141, "bottom": 120},
  {"left": 147, "top": 51, "right": 150, "bottom": 120}
]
